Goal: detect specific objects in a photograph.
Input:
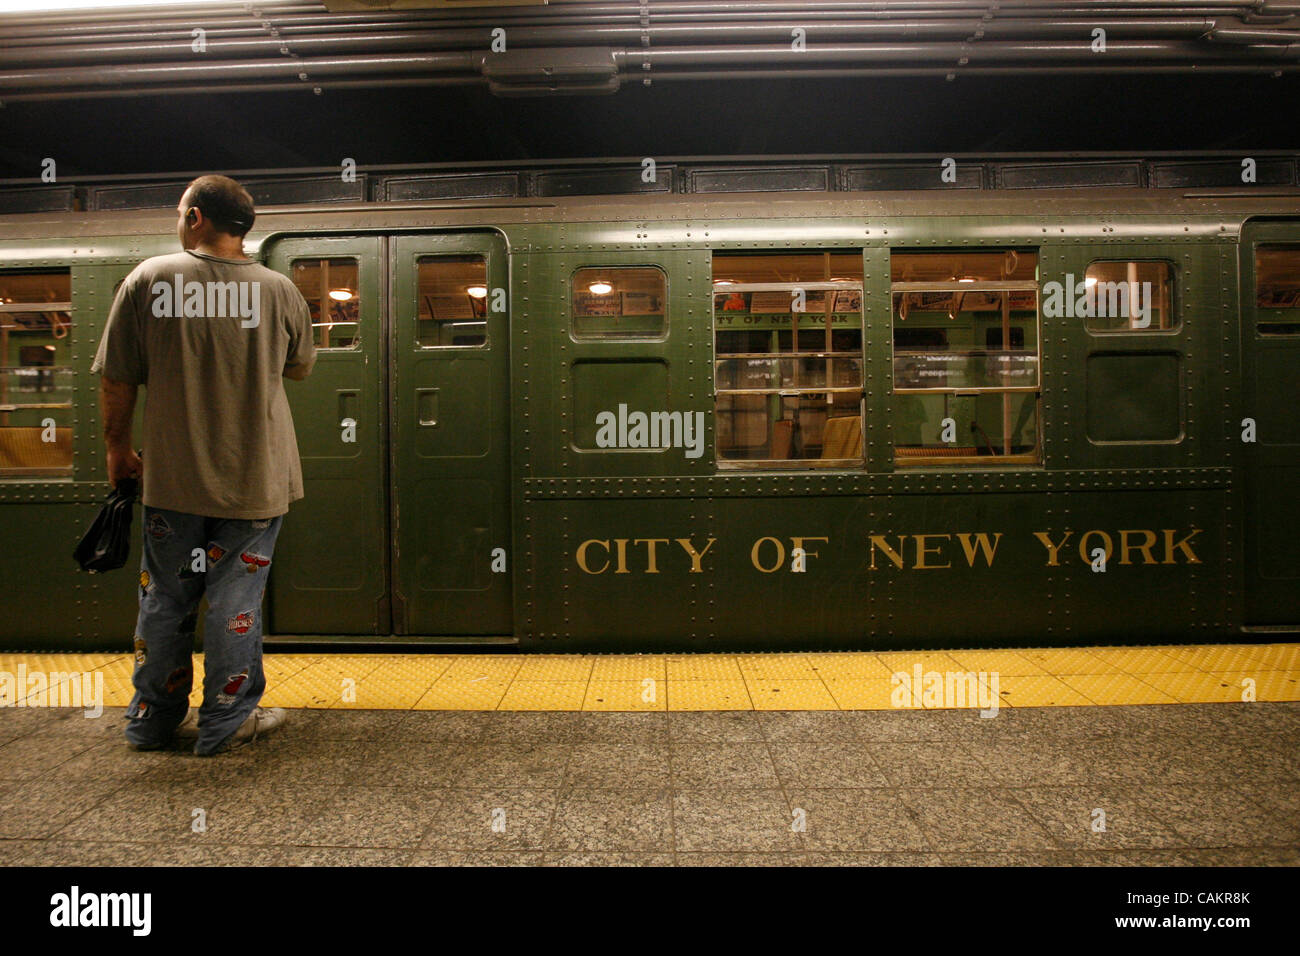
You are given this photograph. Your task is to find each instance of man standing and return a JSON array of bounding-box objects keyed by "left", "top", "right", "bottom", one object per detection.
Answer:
[{"left": 92, "top": 174, "right": 316, "bottom": 756}]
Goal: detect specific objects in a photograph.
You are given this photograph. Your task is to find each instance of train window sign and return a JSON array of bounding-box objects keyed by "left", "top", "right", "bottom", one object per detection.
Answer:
[
  {"left": 890, "top": 251, "right": 1042, "bottom": 467},
  {"left": 417, "top": 255, "right": 488, "bottom": 348},
  {"left": 0, "top": 270, "right": 73, "bottom": 478},
  {"left": 291, "top": 257, "right": 361, "bottom": 350},
  {"left": 1080, "top": 260, "right": 1176, "bottom": 333},
  {"left": 712, "top": 251, "right": 864, "bottom": 468},
  {"left": 571, "top": 267, "right": 667, "bottom": 340},
  {"left": 1256, "top": 246, "right": 1300, "bottom": 336}
]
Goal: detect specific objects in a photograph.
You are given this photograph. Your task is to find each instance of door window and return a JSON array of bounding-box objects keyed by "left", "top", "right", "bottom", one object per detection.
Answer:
[
  {"left": 416, "top": 255, "right": 488, "bottom": 348},
  {"left": 291, "top": 257, "right": 361, "bottom": 350}
]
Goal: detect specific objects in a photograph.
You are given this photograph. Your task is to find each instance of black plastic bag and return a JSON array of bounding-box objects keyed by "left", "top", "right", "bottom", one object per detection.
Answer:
[{"left": 73, "top": 477, "right": 138, "bottom": 573}]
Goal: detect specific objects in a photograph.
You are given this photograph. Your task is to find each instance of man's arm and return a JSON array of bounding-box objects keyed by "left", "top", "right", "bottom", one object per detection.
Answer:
[
  {"left": 101, "top": 377, "right": 142, "bottom": 486},
  {"left": 283, "top": 288, "right": 317, "bottom": 381},
  {"left": 92, "top": 267, "right": 146, "bottom": 486}
]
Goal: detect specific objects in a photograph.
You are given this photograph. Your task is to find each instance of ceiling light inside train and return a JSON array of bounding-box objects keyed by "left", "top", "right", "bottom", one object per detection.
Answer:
[
  {"left": 467, "top": 286, "right": 488, "bottom": 298},
  {"left": 328, "top": 289, "right": 353, "bottom": 301},
  {"left": 588, "top": 281, "right": 613, "bottom": 295}
]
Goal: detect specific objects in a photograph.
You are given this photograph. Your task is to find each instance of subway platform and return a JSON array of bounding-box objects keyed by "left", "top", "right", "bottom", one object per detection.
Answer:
[{"left": 0, "top": 643, "right": 1296, "bottom": 867}]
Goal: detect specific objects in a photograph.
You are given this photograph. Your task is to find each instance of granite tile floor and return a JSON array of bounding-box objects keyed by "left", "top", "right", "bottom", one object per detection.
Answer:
[{"left": 0, "top": 703, "right": 1296, "bottom": 866}]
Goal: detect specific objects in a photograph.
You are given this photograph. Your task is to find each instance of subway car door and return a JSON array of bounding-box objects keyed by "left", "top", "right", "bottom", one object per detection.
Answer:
[
  {"left": 1241, "top": 223, "right": 1300, "bottom": 626},
  {"left": 264, "top": 236, "right": 390, "bottom": 634},
  {"left": 389, "top": 233, "right": 512, "bottom": 635}
]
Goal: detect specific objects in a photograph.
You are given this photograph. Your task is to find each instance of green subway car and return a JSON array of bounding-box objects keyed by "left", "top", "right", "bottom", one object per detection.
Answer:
[{"left": 1, "top": 188, "right": 1297, "bottom": 651}]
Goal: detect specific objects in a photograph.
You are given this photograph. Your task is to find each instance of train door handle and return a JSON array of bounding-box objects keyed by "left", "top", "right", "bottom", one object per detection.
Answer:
[
  {"left": 338, "top": 389, "right": 358, "bottom": 425},
  {"left": 416, "top": 387, "right": 439, "bottom": 427}
]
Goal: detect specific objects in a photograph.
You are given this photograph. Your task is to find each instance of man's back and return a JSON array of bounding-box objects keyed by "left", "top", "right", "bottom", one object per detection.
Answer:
[
  {"left": 92, "top": 249, "right": 316, "bottom": 519},
  {"left": 97, "top": 173, "right": 311, "bottom": 756}
]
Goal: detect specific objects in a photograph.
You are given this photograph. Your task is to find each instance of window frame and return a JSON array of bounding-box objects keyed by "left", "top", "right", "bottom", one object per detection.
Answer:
[
  {"left": 415, "top": 253, "right": 490, "bottom": 350},
  {"left": 712, "top": 277, "right": 866, "bottom": 470},
  {"left": 1080, "top": 258, "right": 1179, "bottom": 335},
  {"left": 290, "top": 255, "right": 362, "bottom": 352},
  {"left": 888, "top": 253, "right": 1043, "bottom": 468},
  {"left": 0, "top": 267, "right": 75, "bottom": 479},
  {"left": 1254, "top": 244, "right": 1300, "bottom": 337},
  {"left": 568, "top": 264, "right": 670, "bottom": 343}
]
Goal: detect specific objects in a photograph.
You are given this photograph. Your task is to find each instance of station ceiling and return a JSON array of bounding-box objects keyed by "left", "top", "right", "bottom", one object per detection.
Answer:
[{"left": 0, "top": 1, "right": 1298, "bottom": 177}]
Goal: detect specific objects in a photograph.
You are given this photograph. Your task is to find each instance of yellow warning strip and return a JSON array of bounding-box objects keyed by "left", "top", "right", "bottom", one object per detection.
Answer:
[{"left": 0, "top": 643, "right": 1296, "bottom": 711}]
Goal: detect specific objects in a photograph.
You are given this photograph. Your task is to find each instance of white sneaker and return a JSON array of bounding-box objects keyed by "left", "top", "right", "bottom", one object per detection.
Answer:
[
  {"left": 175, "top": 708, "right": 199, "bottom": 741},
  {"left": 208, "top": 707, "right": 287, "bottom": 754}
]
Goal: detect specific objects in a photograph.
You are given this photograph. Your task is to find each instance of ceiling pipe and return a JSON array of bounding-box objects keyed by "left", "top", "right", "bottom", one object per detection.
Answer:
[
  {"left": 0, "top": 4, "right": 1290, "bottom": 43},
  {"left": 3, "top": 38, "right": 1294, "bottom": 91},
  {"left": 1, "top": 20, "right": 1247, "bottom": 67},
  {"left": 0, "top": 1, "right": 1291, "bottom": 31},
  {"left": 2, "top": 19, "right": 1294, "bottom": 60},
  {"left": 0, "top": 7, "right": 1292, "bottom": 52},
  {"left": 4, "top": 46, "right": 1298, "bottom": 103},
  {"left": 4, "top": 59, "right": 1298, "bottom": 104},
  {"left": 623, "top": 40, "right": 1300, "bottom": 64},
  {"left": 1208, "top": 26, "right": 1300, "bottom": 41},
  {"left": 1, "top": 1, "right": 1298, "bottom": 100},
  {"left": 0, "top": 52, "right": 484, "bottom": 91}
]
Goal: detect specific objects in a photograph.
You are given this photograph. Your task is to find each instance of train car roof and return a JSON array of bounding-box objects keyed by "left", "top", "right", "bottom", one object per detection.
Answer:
[{"left": 0, "top": 188, "right": 1298, "bottom": 242}]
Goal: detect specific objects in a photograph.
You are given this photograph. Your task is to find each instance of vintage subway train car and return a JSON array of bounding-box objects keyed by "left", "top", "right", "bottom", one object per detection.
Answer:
[{"left": 0, "top": 188, "right": 1296, "bottom": 651}]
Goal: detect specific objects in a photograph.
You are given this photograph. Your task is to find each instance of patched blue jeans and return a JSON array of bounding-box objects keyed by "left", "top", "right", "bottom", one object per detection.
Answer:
[{"left": 125, "top": 507, "right": 283, "bottom": 755}]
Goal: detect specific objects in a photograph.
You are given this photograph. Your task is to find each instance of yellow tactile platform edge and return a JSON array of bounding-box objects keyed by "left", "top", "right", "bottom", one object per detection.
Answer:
[{"left": 0, "top": 643, "right": 1297, "bottom": 711}]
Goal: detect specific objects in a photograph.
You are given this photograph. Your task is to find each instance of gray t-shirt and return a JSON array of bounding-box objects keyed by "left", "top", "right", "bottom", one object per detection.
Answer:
[{"left": 91, "top": 249, "right": 316, "bottom": 519}]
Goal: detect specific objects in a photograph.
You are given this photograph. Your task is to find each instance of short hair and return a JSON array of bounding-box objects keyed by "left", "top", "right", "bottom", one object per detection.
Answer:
[{"left": 184, "top": 175, "right": 255, "bottom": 238}]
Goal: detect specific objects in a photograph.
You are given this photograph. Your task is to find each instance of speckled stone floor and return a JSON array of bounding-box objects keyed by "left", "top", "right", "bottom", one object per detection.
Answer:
[{"left": 1, "top": 704, "right": 1297, "bottom": 866}]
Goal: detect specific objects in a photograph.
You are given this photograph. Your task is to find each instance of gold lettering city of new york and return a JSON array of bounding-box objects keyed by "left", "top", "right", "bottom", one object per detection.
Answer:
[{"left": 573, "top": 530, "right": 1203, "bottom": 574}]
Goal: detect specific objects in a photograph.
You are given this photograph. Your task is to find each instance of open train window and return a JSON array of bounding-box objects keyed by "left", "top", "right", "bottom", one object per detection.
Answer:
[
  {"left": 571, "top": 267, "right": 666, "bottom": 340},
  {"left": 712, "top": 251, "right": 864, "bottom": 468},
  {"left": 1256, "top": 246, "right": 1300, "bottom": 335},
  {"left": 416, "top": 255, "right": 487, "bottom": 348},
  {"left": 1081, "top": 261, "right": 1176, "bottom": 332},
  {"left": 890, "top": 250, "right": 1041, "bottom": 467},
  {"left": 0, "top": 270, "right": 73, "bottom": 478},
  {"left": 291, "top": 257, "right": 360, "bottom": 350}
]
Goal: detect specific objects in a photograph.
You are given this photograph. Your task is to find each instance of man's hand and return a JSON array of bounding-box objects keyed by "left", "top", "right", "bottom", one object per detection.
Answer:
[{"left": 107, "top": 444, "right": 142, "bottom": 487}]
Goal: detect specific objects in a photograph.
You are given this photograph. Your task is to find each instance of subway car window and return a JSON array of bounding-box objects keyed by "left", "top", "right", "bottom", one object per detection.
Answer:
[
  {"left": 1256, "top": 246, "right": 1300, "bottom": 335},
  {"left": 416, "top": 255, "right": 488, "bottom": 348},
  {"left": 0, "top": 270, "right": 73, "bottom": 478},
  {"left": 291, "top": 257, "right": 361, "bottom": 350},
  {"left": 571, "top": 267, "right": 667, "bottom": 339},
  {"left": 890, "top": 250, "right": 1041, "bottom": 466},
  {"left": 713, "top": 251, "right": 864, "bottom": 467},
  {"left": 1082, "top": 261, "right": 1176, "bottom": 332}
]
